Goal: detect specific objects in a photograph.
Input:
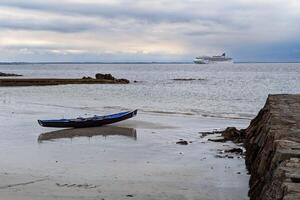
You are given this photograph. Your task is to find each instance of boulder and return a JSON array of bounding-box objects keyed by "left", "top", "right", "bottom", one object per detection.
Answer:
[
  {"left": 221, "top": 127, "right": 245, "bottom": 142},
  {"left": 117, "top": 78, "right": 130, "bottom": 84},
  {"left": 95, "top": 73, "right": 116, "bottom": 80},
  {"left": 95, "top": 73, "right": 129, "bottom": 83},
  {"left": 82, "top": 76, "right": 93, "bottom": 79},
  {"left": 176, "top": 140, "right": 188, "bottom": 145},
  {"left": 224, "top": 148, "right": 243, "bottom": 154}
]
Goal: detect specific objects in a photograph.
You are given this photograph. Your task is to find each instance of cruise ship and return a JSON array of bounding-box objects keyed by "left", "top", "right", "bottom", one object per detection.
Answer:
[{"left": 194, "top": 53, "right": 232, "bottom": 64}]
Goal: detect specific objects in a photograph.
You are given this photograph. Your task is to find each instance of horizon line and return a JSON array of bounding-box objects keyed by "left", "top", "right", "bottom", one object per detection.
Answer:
[{"left": 0, "top": 61, "right": 300, "bottom": 65}]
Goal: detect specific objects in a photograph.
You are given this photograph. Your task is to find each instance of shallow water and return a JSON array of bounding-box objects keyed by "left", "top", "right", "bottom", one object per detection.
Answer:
[
  {"left": 0, "top": 63, "right": 299, "bottom": 199},
  {"left": 1, "top": 63, "right": 299, "bottom": 119}
]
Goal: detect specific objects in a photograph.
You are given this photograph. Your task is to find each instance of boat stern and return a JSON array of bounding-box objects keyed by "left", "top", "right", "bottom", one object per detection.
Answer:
[{"left": 37, "top": 120, "right": 44, "bottom": 127}]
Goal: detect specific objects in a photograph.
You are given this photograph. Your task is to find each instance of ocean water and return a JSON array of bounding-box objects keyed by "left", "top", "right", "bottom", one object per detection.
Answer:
[
  {"left": 0, "top": 63, "right": 299, "bottom": 200},
  {"left": 0, "top": 63, "right": 299, "bottom": 119}
]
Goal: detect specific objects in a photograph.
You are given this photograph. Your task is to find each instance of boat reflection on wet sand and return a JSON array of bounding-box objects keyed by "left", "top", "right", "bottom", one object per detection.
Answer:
[{"left": 38, "top": 126, "right": 137, "bottom": 142}]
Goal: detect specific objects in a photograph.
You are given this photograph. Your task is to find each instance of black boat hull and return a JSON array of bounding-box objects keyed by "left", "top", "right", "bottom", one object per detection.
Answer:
[{"left": 38, "top": 110, "right": 137, "bottom": 128}]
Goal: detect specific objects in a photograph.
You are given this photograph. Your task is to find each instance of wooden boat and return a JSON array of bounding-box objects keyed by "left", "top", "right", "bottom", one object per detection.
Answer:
[{"left": 38, "top": 110, "right": 137, "bottom": 128}]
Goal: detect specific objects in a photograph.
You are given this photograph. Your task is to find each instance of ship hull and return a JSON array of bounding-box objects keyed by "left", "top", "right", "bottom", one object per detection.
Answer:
[{"left": 194, "top": 54, "right": 233, "bottom": 64}]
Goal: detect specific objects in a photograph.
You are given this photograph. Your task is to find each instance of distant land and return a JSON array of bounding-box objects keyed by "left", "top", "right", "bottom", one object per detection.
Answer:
[
  {"left": 0, "top": 62, "right": 191, "bottom": 65},
  {"left": 0, "top": 61, "right": 300, "bottom": 65}
]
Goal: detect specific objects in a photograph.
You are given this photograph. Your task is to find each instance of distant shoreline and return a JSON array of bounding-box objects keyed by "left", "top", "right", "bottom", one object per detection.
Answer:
[
  {"left": 0, "top": 62, "right": 192, "bottom": 65},
  {"left": 0, "top": 61, "right": 300, "bottom": 65}
]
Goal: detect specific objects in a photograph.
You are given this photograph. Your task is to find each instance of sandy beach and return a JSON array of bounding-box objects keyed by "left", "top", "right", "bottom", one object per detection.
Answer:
[
  {"left": 1, "top": 62, "right": 299, "bottom": 200},
  {"left": 0, "top": 111, "right": 250, "bottom": 200}
]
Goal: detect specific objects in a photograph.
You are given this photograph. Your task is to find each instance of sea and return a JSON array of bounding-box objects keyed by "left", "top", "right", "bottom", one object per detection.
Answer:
[
  {"left": 0, "top": 62, "right": 299, "bottom": 200},
  {"left": 1, "top": 62, "right": 299, "bottom": 119}
]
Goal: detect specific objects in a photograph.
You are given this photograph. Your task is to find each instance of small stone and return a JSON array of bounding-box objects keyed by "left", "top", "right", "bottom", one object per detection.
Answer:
[
  {"left": 208, "top": 138, "right": 226, "bottom": 142},
  {"left": 224, "top": 148, "right": 243, "bottom": 154},
  {"left": 176, "top": 140, "right": 188, "bottom": 145}
]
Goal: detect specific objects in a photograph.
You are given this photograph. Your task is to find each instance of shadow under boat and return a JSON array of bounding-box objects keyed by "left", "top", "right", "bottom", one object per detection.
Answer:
[{"left": 38, "top": 125, "right": 137, "bottom": 142}]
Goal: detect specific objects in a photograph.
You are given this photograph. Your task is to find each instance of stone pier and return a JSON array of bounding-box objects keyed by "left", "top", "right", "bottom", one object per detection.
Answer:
[{"left": 245, "top": 94, "right": 300, "bottom": 200}]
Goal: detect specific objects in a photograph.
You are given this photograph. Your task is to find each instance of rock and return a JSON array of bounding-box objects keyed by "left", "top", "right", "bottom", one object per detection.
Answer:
[
  {"left": 173, "top": 78, "right": 197, "bottom": 81},
  {"left": 95, "top": 73, "right": 116, "bottom": 80},
  {"left": 222, "top": 127, "right": 245, "bottom": 143},
  {"left": 208, "top": 138, "right": 226, "bottom": 142},
  {"left": 199, "top": 128, "right": 244, "bottom": 142},
  {"left": 0, "top": 77, "right": 130, "bottom": 87},
  {"left": 172, "top": 78, "right": 207, "bottom": 81},
  {"left": 176, "top": 140, "right": 188, "bottom": 145},
  {"left": 224, "top": 148, "right": 243, "bottom": 155},
  {"left": 222, "top": 127, "right": 239, "bottom": 139},
  {"left": 0, "top": 72, "right": 22, "bottom": 77},
  {"left": 82, "top": 76, "right": 93, "bottom": 79},
  {"left": 95, "top": 73, "right": 130, "bottom": 83},
  {"left": 118, "top": 78, "right": 130, "bottom": 84},
  {"left": 199, "top": 130, "right": 223, "bottom": 138}
]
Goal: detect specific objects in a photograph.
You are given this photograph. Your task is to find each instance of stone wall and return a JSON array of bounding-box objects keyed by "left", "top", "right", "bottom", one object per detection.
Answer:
[{"left": 245, "top": 94, "right": 300, "bottom": 200}]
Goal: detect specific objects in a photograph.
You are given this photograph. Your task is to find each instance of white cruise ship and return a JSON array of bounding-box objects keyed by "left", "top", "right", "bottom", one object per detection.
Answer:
[{"left": 194, "top": 53, "right": 233, "bottom": 64}]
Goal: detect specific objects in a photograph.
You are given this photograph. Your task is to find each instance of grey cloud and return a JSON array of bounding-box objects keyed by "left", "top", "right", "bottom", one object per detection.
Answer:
[
  {"left": 0, "top": 0, "right": 234, "bottom": 25},
  {"left": 0, "top": 1, "right": 239, "bottom": 35},
  {"left": 0, "top": 1, "right": 191, "bottom": 22},
  {"left": 185, "top": 31, "right": 229, "bottom": 37},
  {"left": 0, "top": 0, "right": 299, "bottom": 62},
  {"left": 0, "top": 19, "right": 97, "bottom": 33}
]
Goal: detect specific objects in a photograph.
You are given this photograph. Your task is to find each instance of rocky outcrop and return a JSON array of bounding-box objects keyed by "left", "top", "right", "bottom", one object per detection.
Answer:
[
  {"left": 203, "top": 127, "right": 245, "bottom": 143},
  {"left": 0, "top": 73, "right": 130, "bottom": 86},
  {"left": 245, "top": 94, "right": 300, "bottom": 200},
  {"left": 95, "top": 73, "right": 115, "bottom": 80},
  {"left": 0, "top": 72, "right": 22, "bottom": 77},
  {"left": 95, "top": 73, "right": 130, "bottom": 83}
]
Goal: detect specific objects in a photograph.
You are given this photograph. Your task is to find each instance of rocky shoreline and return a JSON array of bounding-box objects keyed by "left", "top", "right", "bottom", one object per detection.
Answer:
[
  {"left": 0, "top": 73, "right": 129, "bottom": 86},
  {"left": 209, "top": 94, "right": 300, "bottom": 200}
]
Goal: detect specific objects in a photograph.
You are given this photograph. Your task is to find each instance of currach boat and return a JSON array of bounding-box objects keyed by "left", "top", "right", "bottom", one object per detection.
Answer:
[{"left": 38, "top": 110, "right": 138, "bottom": 128}]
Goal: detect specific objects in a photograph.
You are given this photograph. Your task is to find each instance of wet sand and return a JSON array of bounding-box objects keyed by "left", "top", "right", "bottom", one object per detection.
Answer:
[{"left": 0, "top": 112, "right": 250, "bottom": 200}]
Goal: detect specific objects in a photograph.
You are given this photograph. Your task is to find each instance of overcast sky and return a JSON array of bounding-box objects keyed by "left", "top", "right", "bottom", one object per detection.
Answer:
[{"left": 0, "top": 0, "right": 299, "bottom": 62}]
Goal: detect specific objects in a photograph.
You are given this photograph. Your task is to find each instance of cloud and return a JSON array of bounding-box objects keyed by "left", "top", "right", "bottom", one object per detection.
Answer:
[{"left": 0, "top": 0, "right": 299, "bottom": 61}]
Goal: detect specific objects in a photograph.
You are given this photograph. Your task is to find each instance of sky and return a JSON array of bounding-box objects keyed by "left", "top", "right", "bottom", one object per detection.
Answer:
[{"left": 0, "top": 0, "right": 299, "bottom": 62}]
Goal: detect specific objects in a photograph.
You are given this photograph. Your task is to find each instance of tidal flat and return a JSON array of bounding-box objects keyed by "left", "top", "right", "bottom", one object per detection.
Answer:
[
  {"left": 0, "top": 111, "right": 250, "bottom": 200},
  {"left": 1, "top": 62, "right": 300, "bottom": 199}
]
